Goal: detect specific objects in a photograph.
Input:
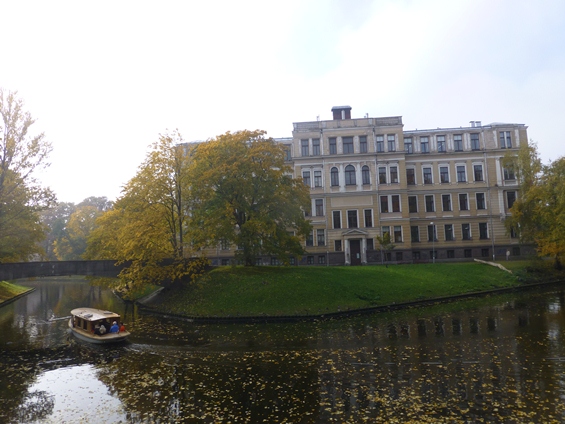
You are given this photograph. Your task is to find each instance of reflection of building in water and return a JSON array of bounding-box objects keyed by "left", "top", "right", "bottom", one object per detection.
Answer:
[{"left": 210, "top": 105, "right": 535, "bottom": 266}]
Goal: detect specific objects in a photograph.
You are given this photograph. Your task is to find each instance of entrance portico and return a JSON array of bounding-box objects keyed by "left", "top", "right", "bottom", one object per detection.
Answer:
[{"left": 342, "top": 229, "right": 369, "bottom": 265}]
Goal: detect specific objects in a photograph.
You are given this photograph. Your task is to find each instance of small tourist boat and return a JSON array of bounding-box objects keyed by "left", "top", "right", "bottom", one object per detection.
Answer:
[{"left": 68, "top": 307, "right": 130, "bottom": 344}]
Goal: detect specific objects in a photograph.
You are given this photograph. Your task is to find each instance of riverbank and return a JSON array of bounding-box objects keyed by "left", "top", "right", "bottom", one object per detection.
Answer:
[
  {"left": 142, "top": 261, "right": 549, "bottom": 319},
  {"left": 0, "top": 280, "right": 34, "bottom": 306}
]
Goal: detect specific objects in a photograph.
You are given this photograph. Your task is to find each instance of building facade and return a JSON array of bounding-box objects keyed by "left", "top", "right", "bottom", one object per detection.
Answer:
[{"left": 210, "top": 106, "right": 532, "bottom": 266}]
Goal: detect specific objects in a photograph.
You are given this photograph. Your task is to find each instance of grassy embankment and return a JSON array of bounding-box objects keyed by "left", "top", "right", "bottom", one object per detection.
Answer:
[
  {"left": 0, "top": 280, "right": 33, "bottom": 305},
  {"left": 147, "top": 261, "right": 547, "bottom": 317}
]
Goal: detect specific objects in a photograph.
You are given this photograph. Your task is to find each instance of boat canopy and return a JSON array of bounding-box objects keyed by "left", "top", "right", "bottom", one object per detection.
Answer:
[{"left": 70, "top": 308, "right": 121, "bottom": 322}]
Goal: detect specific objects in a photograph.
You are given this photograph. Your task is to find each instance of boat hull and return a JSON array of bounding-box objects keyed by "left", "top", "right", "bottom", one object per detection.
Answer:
[{"left": 68, "top": 319, "right": 130, "bottom": 344}]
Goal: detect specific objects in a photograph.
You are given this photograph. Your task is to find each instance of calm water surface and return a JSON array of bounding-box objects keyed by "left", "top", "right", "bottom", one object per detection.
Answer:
[{"left": 2, "top": 276, "right": 565, "bottom": 423}]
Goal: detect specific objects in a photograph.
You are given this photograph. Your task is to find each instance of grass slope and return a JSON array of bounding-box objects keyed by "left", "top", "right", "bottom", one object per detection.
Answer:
[
  {"left": 150, "top": 262, "right": 521, "bottom": 317},
  {"left": 0, "top": 281, "right": 32, "bottom": 305}
]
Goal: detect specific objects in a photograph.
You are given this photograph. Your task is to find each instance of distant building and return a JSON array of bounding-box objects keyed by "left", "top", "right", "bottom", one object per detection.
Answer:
[{"left": 211, "top": 106, "right": 533, "bottom": 266}]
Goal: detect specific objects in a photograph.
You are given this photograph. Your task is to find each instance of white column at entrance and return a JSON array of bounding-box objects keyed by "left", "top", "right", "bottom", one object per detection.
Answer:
[
  {"left": 345, "top": 239, "right": 351, "bottom": 265},
  {"left": 361, "top": 238, "right": 367, "bottom": 264}
]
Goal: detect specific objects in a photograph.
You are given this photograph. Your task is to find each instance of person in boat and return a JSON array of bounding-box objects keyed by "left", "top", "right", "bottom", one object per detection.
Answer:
[
  {"left": 94, "top": 323, "right": 101, "bottom": 335},
  {"left": 109, "top": 321, "right": 119, "bottom": 333},
  {"left": 99, "top": 323, "right": 107, "bottom": 335},
  {"left": 119, "top": 322, "right": 126, "bottom": 332}
]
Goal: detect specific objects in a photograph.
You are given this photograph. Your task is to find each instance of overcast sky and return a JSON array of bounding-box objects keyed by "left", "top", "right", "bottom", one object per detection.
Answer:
[{"left": 3, "top": 0, "right": 564, "bottom": 204}]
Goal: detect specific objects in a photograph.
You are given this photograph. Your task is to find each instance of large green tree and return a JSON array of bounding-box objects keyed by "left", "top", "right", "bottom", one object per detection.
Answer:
[
  {"left": 505, "top": 142, "right": 565, "bottom": 268},
  {"left": 86, "top": 132, "right": 206, "bottom": 293},
  {"left": 0, "top": 89, "right": 54, "bottom": 261},
  {"left": 188, "top": 130, "right": 311, "bottom": 266}
]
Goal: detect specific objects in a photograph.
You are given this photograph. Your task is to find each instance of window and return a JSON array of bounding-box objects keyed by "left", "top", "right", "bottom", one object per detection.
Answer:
[
  {"left": 302, "top": 170, "right": 311, "bottom": 187},
  {"left": 425, "top": 195, "right": 435, "bottom": 212},
  {"left": 473, "top": 164, "right": 483, "bottom": 182},
  {"left": 345, "top": 165, "right": 356, "bottom": 185},
  {"left": 367, "top": 238, "right": 374, "bottom": 250},
  {"left": 379, "top": 167, "right": 387, "bottom": 184},
  {"left": 317, "top": 229, "right": 325, "bottom": 246},
  {"left": 504, "top": 166, "right": 515, "bottom": 180},
  {"left": 481, "top": 248, "right": 489, "bottom": 258},
  {"left": 408, "top": 196, "right": 418, "bottom": 213},
  {"left": 442, "top": 194, "right": 452, "bottom": 211},
  {"left": 390, "top": 166, "right": 398, "bottom": 183},
  {"left": 407, "top": 168, "right": 416, "bottom": 185},
  {"left": 362, "top": 165, "right": 370, "bottom": 185},
  {"left": 437, "top": 135, "right": 446, "bottom": 152},
  {"left": 307, "top": 256, "right": 314, "bottom": 264},
  {"left": 462, "top": 223, "right": 471, "bottom": 240},
  {"left": 271, "top": 257, "right": 280, "bottom": 266},
  {"left": 459, "top": 193, "right": 469, "bottom": 211},
  {"left": 347, "top": 210, "right": 358, "bottom": 228},
  {"left": 312, "top": 138, "right": 320, "bottom": 155},
  {"left": 329, "top": 137, "right": 337, "bottom": 154},
  {"left": 343, "top": 136, "right": 354, "bottom": 154},
  {"left": 476, "top": 192, "right": 486, "bottom": 210},
  {"left": 479, "top": 223, "right": 488, "bottom": 239},
  {"left": 382, "top": 226, "right": 390, "bottom": 236},
  {"left": 445, "top": 224, "right": 454, "bottom": 241},
  {"left": 220, "top": 239, "right": 230, "bottom": 250},
  {"left": 456, "top": 165, "right": 466, "bottom": 182},
  {"left": 413, "top": 251, "right": 421, "bottom": 260},
  {"left": 335, "top": 240, "right": 342, "bottom": 251},
  {"left": 314, "top": 170, "right": 322, "bottom": 187},
  {"left": 510, "top": 227, "right": 518, "bottom": 238},
  {"left": 394, "top": 226, "right": 402, "bottom": 243},
  {"left": 500, "top": 131, "right": 512, "bottom": 148},
  {"left": 405, "top": 137, "right": 413, "bottom": 154},
  {"left": 447, "top": 250, "right": 455, "bottom": 259},
  {"left": 332, "top": 211, "right": 341, "bottom": 229},
  {"left": 391, "top": 195, "right": 400, "bottom": 212},
  {"left": 306, "top": 231, "right": 314, "bottom": 246},
  {"left": 411, "top": 226, "right": 420, "bottom": 242},
  {"left": 506, "top": 191, "right": 517, "bottom": 209},
  {"left": 387, "top": 135, "right": 396, "bottom": 151},
  {"left": 315, "top": 199, "right": 324, "bottom": 216},
  {"left": 376, "top": 135, "right": 384, "bottom": 153},
  {"left": 471, "top": 133, "right": 480, "bottom": 150},
  {"left": 301, "top": 139, "right": 309, "bottom": 156},
  {"left": 420, "top": 136, "right": 429, "bottom": 153},
  {"left": 380, "top": 196, "right": 389, "bottom": 213},
  {"left": 359, "top": 136, "right": 367, "bottom": 153},
  {"left": 284, "top": 147, "right": 291, "bottom": 161},
  {"left": 331, "top": 167, "right": 339, "bottom": 186},
  {"left": 423, "top": 167, "right": 433, "bottom": 184},
  {"left": 464, "top": 249, "right": 472, "bottom": 258},
  {"left": 454, "top": 135, "right": 463, "bottom": 151},
  {"left": 440, "top": 166, "right": 449, "bottom": 183},
  {"left": 512, "top": 246, "right": 521, "bottom": 256},
  {"left": 427, "top": 225, "right": 436, "bottom": 242},
  {"left": 364, "top": 209, "right": 373, "bottom": 227},
  {"left": 318, "top": 255, "right": 326, "bottom": 264}
]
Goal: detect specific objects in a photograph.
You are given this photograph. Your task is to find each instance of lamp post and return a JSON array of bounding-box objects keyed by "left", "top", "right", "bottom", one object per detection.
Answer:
[{"left": 430, "top": 221, "right": 435, "bottom": 264}]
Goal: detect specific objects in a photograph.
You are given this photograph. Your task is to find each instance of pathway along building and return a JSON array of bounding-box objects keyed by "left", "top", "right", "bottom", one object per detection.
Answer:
[{"left": 212, "top": 106, "right": 532, "bottom": 266}]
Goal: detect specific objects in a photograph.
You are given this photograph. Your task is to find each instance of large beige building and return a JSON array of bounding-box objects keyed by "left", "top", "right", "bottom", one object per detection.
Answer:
[{"left": 211, "top": 106, "right": 532, "bottom": 266}]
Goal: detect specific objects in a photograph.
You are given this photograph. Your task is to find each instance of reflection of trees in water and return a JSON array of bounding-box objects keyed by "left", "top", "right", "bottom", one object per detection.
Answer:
[{"left": 15, "top": 390, "right": 55, "bottom": 422}]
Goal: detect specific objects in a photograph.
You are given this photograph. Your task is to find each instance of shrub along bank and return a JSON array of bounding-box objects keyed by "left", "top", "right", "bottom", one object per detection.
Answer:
[{"left": 145, "top": 262, "right": 528, "bottom": 318}]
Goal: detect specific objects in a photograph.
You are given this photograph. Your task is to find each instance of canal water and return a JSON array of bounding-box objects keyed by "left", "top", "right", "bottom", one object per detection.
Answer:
[{"left": 1, "top": 276, "right": 565, "bottom": 423}]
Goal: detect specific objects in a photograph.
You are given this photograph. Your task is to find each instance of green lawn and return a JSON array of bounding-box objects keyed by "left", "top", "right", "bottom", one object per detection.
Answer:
[
  {"left": 0, "top": 281, "right": 32, "bottom": 305},
  {"left": 149, "top": 262, "right": 523, "bottom": 317}
]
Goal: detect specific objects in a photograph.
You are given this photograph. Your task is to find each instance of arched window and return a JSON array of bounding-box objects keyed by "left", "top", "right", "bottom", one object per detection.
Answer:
[
  {"left": 330, "top": 167, "right": 339, "bottom": 186},
  {"left": 362, "top": 165, "right": 370, "bottom": 185},
  {"left": 345, "top": 165, "right": 356, "bottom": 185}
]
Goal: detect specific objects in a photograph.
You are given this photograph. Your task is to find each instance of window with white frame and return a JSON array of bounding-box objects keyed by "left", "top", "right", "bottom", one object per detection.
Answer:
[
  {"left": 315, "top": 199, "right": 324, "bottom": 216},
  {"left": 405, "top": 137, "right": 413, "bottom": 154},
  {"left": 380, "top": 196, "right": 389, "bottom": 213},
  {"left": 364, "top": 209, "right": 373, "bottom": 227},
  {"left": 420, "top": 136, "right": 429, "bottom": 153},
  {"left": 312, "top": 138, "right": 320, "bottom": 155},
  {"left": 459, "top": 193, "right": 469, "bottom": 211},
  {"left": 332, "top": 210, "right": 341, "bottom": 229},
  {"left": 411, "top": 226, "right": 419, "bottom": 242},
  {"left": 390, "top": 166, "right": 398, "bottom": 183},
  {"left": 314, "top": 170, "right": 322, "bottom": 187},
  {"left": 302, "top": 170, "right": 311, "bottom": 187},
  {"left": 345, "top": 165, "right": 356, "bottom": 185},
  {"left": 334, "top": 240, "right": 342, "bottom": 251},
  {"left": 500, "top": 131, "right": 512, "bottom": 148},
  {"left": 406, "top": 168, "right": 416, "bottom": 185},
  {"left": 473, "top": 164, "right": 483, "bottom": 182},
  {"left": 479, "top": 223, "right": 488, "bottom": 239},
  {"left": 471, "top": 133, "right": 480, "bottom": 150},
  {"left": 476, "top": 192, "right": 486, "bottom": 210},
  {"left": 445, "top": 224, "right": 454, "bottom": 241},
  {"left": 394, "top": 226, "right": 402, "bottom": 242},
  {"left": 301, "top": 139, "right": 309, "bottom": 156},
  {"left": 503, "top": 165, "right": 515, "bottom": 180},
  {"left": 306, "top": 231, "right": 314, "bottom": 246},
  {"left": 408, "top": 195, "right": 418, "bottom": 213},
  {"left": 376, "top": 135, "right": 384, "bottom": 152},
  {"left": 456, "top": 165, "right": 466, "bottom": 182},
  {"left": 330, "top": 167, "right": 339, "bottom": 186},
  {"left": 391, "top": 195, "right": 400, "bottom": 212},
  {"left": 442, "top": 194, "right": 452, "bottom": 211},
  {"left": 506, "top": 191, "right": 517, "bottom": 209},
  {"left": 462, "top": 223, "right": 471, "bottom": 240},
  {"left": 347, "top": 210, "right": 358, "bottom": 228},
  {"left": 380, "top": 195, "right": 401, "bottom": 214},
  {"left": 437, "top": 135, "right": 446, "bottom": 152},
  {"left": 362, "top": 165, "right": 370, "bottom": 185},
  {"left": 378, "top": 167, "right": 387, "bottom": 184},
  {"left": 454, "top": 135, "right": 463, "bottom": 151},
  {"left": 440, "top": 165, "right": 449, "bottom": 183},
  {"left": 317, "top": 229, "right": 325, "bottom": 246},
  {"left": 359, "top": 136, "right": 367, "bottom": 153},
  {"left": 427, "top": 224, "right": 436, "bottom": 242},
  {"left": 387, "top": 135, "right": 396, "bottom": 151},
  {"left": 329, "top": 137, "right": 337, "bottom": 154},
  {"left": 425, "top": 194, "right": 435, "bottom": 212},
  {"left": 343, "top": 136, "right": 354, "bottom": 154},
  {"left": 423, "top": 167, "right": 433, "bottom": 184}
]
